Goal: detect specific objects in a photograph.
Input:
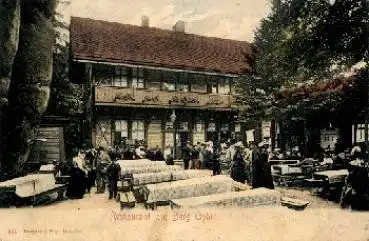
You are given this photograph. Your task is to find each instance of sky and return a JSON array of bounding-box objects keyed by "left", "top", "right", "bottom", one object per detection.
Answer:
[{"left": 70, "top": 0, "right": 272, "bottom": 42}]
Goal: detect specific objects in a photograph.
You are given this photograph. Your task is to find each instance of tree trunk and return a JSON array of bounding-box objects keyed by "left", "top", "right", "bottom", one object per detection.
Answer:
[
  {"left": 1, "top": 0, "right": 56, "bottom": 180},
  {"left": 0, "top": 0, "right": 21, "bottom": 175}
]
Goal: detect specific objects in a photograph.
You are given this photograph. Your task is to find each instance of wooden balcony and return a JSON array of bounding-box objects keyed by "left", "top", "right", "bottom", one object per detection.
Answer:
[{"left": 95, "top": 86, "right": 235, "bottom": 111}]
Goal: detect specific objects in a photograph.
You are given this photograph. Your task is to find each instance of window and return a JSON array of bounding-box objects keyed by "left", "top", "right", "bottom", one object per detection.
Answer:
[
  {"left": 218, "top": 77, "right": 231, "bottom": 94},
  {"left": 94, "top": 64, "right": 131, "bottom": 87},
  {"left": 195, "top": 123, "right": 205, "bottom": 132},
  {"left": 221, "top": 123, "right": 229, "bottom": 133},
  {"left": 94, "top": 64, "right": 114, "bottom": 85},
  {"left": 211, "top": 83, "right": 217, "bottom": 93},
  {"left": 177, "top": 83, "right": 189, "bottom": 92},
  {"left": 177, "top": 72, "right": 189, "bottom": 92},
  {"left": 132, "top": 68, "right": 145, "bottom": 88},
  {"left": 114, "top": 120, "right": 128, "bottom": 145},
  {"left": 189, "top": 74, "right": 207, "bottom": 93},
  {"left": 146, "top": 69, "right": 162, "bottom": 89},
  {"left": 162, "top": 71, "right": 178, "bottom": 91},
  {"left": 113, "top": 66, "right": 129, "bottom": 87},
  {"left": 132, "top": 121, "right": 145, "bottom": 141},
  {"left": 235, "top": 123, "right": 241, "bottom": 132}
]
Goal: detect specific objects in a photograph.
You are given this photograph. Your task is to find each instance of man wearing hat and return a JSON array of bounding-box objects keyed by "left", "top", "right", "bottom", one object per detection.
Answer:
[{"left": 106, "top": 155, "right": 121, "bottom": 200}]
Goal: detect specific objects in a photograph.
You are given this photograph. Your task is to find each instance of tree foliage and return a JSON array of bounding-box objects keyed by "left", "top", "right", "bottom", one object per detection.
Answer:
[
  {"left": 235, "top": 0, "right": 369, "bottom": 122},
  {"left": 47, "top": 3, "right": 84, "bottom": 117}
]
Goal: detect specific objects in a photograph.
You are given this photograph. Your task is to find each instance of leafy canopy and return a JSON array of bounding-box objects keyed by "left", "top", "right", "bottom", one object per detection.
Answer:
[{"left": 235, "top": 0, "right": 368, "bottom": 122}]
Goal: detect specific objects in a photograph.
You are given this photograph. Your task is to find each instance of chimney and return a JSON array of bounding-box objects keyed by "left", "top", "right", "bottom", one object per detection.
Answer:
[
  {"left": 173, "top": 20, "right": 185, "bottom": 33},
  {"left": 141, "top": 15, "right": 149, "bottom": 27}
]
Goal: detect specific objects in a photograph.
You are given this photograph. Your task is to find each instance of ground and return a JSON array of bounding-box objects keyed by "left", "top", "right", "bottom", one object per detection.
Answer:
[
  {"left": 276, "top": 187, "right": 339, "bottom": 209},
  {"left": 1, "top": 187, "right": 368, "bottom": 241}
]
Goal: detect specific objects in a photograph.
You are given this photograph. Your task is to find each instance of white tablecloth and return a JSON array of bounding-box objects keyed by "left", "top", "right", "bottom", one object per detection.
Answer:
[
  {"left": 171, "top": 188, "right": 280, "bottom": 208},
  {"left": 171, "top": 170, "right": 213, "bottom": 181},
  {"left": 117, "top": 159, "right": 152, "bottom": 163},
  {"left": 143, "top": 175, "right": 234, "bottom": 203},
  {"left": 121, "top": 165, "right": 182, "bottom": 176},
  {"left": 132, "top": 170, "right": 213, "bottom": 186},
  {"left": 132, "top": 172, "right": 172, "bottom": 186},
  {"left": 117, "top": 160, "right": 166, "bottom": 169},
  {"left": 313, "top": 169, "right": 349, "bottom": 184}
]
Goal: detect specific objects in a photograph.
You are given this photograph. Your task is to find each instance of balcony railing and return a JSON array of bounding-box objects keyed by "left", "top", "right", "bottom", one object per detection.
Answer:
[{"left": 95, "top": 86, "right": 234, "bottom": 110}]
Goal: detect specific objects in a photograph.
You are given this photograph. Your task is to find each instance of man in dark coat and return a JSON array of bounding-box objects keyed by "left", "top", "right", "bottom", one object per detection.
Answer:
[
  {"left": 182, "top": 142, "right": 192, "bottom": 170},
  {"left": 106, "top": 157, "right": 121, "bottom": 200},
  {"left": 84, "top": 150, "right": 96, "bottom": 193},
  {"left": 341, "top": 160, "right": 369, "bottom": 210}
]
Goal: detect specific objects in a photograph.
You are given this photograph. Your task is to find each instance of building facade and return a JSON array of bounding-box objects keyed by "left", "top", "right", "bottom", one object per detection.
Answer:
[{"left": 69, "top": 17, "right": 254, "bottom": 155}]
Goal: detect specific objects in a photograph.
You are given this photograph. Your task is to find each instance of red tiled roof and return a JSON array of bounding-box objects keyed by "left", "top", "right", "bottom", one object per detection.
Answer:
[
  {"left": 70, "top": 17, "right": 254, "bottom": 75},
  {"left": 275, "top": 76, "right": 356, "bottom": 105}
]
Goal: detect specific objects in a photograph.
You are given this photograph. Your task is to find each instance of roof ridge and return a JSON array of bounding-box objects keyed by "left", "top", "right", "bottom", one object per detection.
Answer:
[{"left": 70, "top": 16, "right": 251, "bottom": 44}]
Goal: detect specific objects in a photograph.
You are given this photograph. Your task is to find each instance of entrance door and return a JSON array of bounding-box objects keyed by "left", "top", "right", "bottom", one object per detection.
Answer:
[
  {"left": 179, "top": 132, "right": 189, "bottom": 147},
  {"left": 175, "top": 132, "right": 189, "bottom": 159}
]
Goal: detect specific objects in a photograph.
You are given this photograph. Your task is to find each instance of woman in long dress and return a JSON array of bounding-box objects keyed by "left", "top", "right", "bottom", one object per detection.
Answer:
[
  {"left": 252, "top": 142, "right": 274, "bottom": 189},
  {"left": 231, "top": 145, "right": 247, "bottom": 184}
]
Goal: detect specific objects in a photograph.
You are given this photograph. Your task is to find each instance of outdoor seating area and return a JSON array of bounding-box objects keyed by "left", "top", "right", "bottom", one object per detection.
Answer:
[
  {"left": 0, "top": 173, "right": 67, "bottom": 206},
  {"left": 112, "top": 160, "right": 286, "bottom": 211}
]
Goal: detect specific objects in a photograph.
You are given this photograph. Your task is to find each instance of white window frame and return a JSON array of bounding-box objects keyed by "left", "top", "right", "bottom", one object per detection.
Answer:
[
  {"left": 218, "top": 78, "right": 230, "bottom": 94},
  {"left": 114, "top": 120, "right": 128, "bottom": 138},
  {"left": 211, "top": 83, "right": 217, "bottom": 93},
  {"left": 132, "top": 121, "right": 145, "bottom": 141},
  {"left": 132, "top": 68, "right": 145, "bottom": 89},
  {"left": 113, "top": 66, "right": 128, "bottom": 87}
]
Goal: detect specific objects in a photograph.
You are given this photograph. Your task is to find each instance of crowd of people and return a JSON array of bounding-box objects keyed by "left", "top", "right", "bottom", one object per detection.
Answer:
[
  {"left": 53, "top": 137, "right": 369, "bottom": 210},
  {"left": 55, "top": 146, "right": 121, "bottom": 200},
  {"left": 53, "top": 138, "right": 277, "bottom": 203},
  {"left": 176, "top": 139, "right": 274, "bottom": 189}
]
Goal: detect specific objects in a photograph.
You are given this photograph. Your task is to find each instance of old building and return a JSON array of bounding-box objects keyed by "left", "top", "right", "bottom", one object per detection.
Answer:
[
  {"left": 257, "top": 73, "right": 366, "bottom": 155},
  {"left": 69, "top": 16, "right": 254, "bottom": 156}
]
